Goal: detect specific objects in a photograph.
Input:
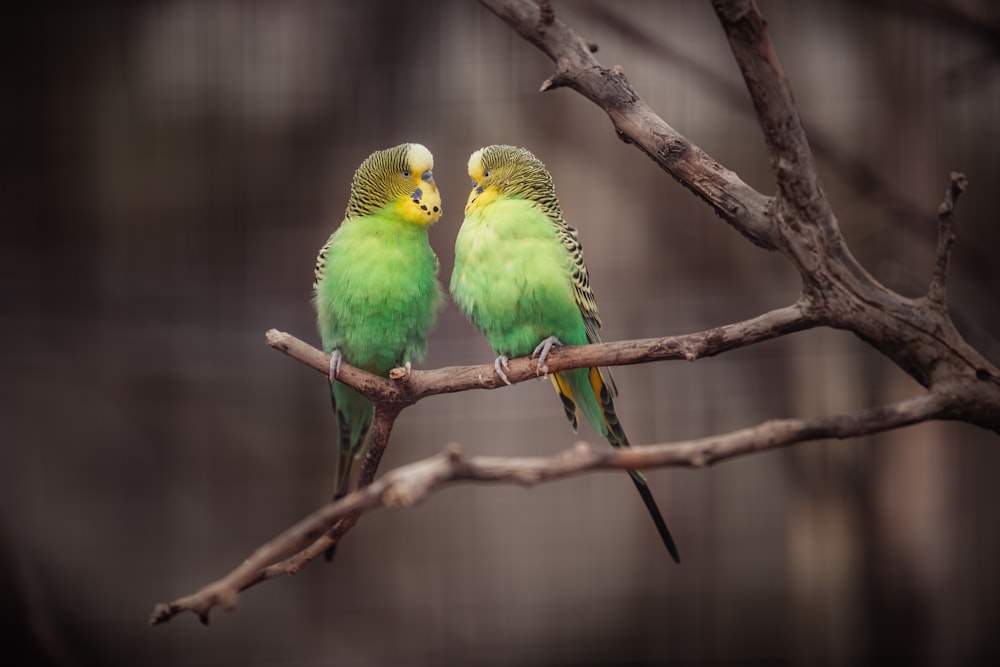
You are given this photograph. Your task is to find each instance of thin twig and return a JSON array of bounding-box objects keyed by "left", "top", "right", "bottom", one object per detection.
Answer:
[
  {"left": 264, "top": 302, "right": 817, "bottom": 401},
  {"left": 929, "top": 171, "right": 968, "bottom": 307},
  {"left": 263, "top": 406, "right": 401, "bottom": 572}
]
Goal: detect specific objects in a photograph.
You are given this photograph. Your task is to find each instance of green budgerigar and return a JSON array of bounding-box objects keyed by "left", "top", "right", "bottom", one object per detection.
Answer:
[
  {"left": 450, "top": 145, "right": 681, "bottom": 563},
  {"left": 313, "top": 142, "right": 444, "bottom": 514}
]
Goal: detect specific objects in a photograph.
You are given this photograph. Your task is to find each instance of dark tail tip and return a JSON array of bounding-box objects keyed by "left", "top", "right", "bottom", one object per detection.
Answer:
[{"left": 629, "top": 473, "right": 681, "bottom": 564}]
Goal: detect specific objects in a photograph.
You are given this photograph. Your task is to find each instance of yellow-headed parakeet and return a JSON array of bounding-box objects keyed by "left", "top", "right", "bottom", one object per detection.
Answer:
[
  {"left": 450, "top": 145, "right": 680, "bottom": 563},
  {"left": 313, "top": 143, "right": 444, "bottom": 512}
]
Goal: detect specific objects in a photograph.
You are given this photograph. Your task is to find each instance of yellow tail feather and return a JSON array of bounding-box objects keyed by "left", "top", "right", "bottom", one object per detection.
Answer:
[{"left": 550, "top": 372, "right": 579, "bottom": 432}]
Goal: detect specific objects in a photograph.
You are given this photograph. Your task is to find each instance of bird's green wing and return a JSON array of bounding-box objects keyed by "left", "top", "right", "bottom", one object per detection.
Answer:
[{"left": 555, "top": 222, "right": 602, "bottom": 345}]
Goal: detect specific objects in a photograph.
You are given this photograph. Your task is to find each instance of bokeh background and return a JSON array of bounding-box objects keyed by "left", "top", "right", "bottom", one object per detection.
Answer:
[{"left": 3, "top": 1, "right": 999, "bottom": 664}]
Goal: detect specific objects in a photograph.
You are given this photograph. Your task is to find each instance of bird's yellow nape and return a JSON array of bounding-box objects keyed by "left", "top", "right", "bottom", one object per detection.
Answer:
[{"left": 392, "top": 143, "right": 442, "bottom": 226}]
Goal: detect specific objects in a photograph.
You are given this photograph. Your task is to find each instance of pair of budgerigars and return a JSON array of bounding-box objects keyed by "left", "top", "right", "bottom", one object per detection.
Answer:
[{"left": 313, "top": 143, "right": 680, "bottom": 563}]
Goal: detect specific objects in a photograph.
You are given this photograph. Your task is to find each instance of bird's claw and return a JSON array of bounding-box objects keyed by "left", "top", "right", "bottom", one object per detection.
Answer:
[
  {"left": 494, "top": 355, "right": 512, "bottom": 385},
  {"left": 328, "top": 350, "right": 344, "bottom": 383},
  {"left": 531, "top": 336, "right": 563, "bottom": 377}
]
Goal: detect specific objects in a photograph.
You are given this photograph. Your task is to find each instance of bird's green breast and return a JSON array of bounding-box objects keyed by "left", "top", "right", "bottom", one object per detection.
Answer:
[
  {"left": 451, "top": 196, "right": 588, "bottom": 357},
  {"left": 315, "top": 211, "right": 442, "bottom": 375}
]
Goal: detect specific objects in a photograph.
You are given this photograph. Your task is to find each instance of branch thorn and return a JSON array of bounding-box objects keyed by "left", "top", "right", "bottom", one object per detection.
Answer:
[{"left": 540, "top": 73, "right": 568, "bottom": 92}]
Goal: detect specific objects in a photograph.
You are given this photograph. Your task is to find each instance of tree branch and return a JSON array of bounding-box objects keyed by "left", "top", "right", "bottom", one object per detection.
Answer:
[
  {"left": 478, "top": 0, "right": 1000, "bottom": 423},
  {"left": 150, "top": 304, "right": 816, "bottom": 624},
  {"left": 929, "top": 171, "right": 968, "bottom": 307},
  {"left": 713, "top": 0, "right": 833, "bottom": 228},
  {"left": 577, "top": 2, "right": 928, "bottom": 242},
  {"left": 150, "top": 0, "right": 1000, "bottom": 627},
  {"left": 263, "top": 302, "right": 817, "bottom": 401},
  {"left": 150, "top": 388, "right": 949, "bottom": 626},
  {"left": 265, "top": 405, "right": 399, "bottom": 569},
  {"left": 479, "top": 0, "right": 777, "bottom": 250}
]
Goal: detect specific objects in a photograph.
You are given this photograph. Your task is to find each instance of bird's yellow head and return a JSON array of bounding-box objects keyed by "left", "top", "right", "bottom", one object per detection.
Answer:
[
  {"left": 346, "top": 143, "right": 442, "bottom": 225},
  {"left": 465, "top": 144, "right": 556, "bottom": 216}
]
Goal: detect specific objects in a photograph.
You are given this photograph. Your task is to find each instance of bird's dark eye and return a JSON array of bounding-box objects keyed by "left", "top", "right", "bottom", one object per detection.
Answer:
[
  {"left": 483, "top": 170, "right": 491, "bottom": 178},
  {"left": 421, "top": 170, "right": 433, "bottom": 182},
  {"left": 402, "top": 169, "right": 412, "bottom": 178}
]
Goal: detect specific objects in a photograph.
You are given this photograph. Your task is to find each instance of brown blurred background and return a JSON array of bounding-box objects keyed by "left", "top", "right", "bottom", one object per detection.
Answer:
[{"left": 3, "top": 1, "right": 999, "bottom": 665}]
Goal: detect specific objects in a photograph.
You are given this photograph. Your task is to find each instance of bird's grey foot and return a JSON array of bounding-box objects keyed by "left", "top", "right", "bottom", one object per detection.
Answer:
[
  {"left": 494, "top": 355, "right": 512, "bottom": 385},
  {"left": 328, "top": 350, "right": 344, "bottom": 383},
  {"left": 531, "top": 336, "right": 563, "bottom": 377}
]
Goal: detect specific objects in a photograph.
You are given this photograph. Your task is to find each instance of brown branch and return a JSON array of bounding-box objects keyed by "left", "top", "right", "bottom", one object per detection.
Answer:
[
  {"left": 151, "top": 294, "right": 995, "bottom": 625},
  {"left": 149, "top": 304, "right": 814, "bottom": 625},
  {"left": 713, "top": 0, "right": 833, "bottom": 228},
  {"left": 255, "top": 303, "right": 820, "bottom": 575},
  {"left": 263, "top": 302, "right": 817, "bottom": 401},
  {"left": 150, "top": 389, "right": 949, "bottom": 626},
  {"left": 577, "top": 1, "right": 927, "bottom": 241},
  {"left": 150, "top": 385, "right": 425, "bottom": 628},
  {"left": 148, "top": 303, "right": 805, "bottom": 624},
  {"left": 265, "top": 405, "right": 399, "bottom": 570},
  {"left": 479, "top": 0, "right": 1000, "bottom": 424},
  {"left": 478, "top": 0, "right": 777, "bottom": 250},
  {"left": 929, "top": 171, "right": 968, "bottom": 307},
  {"left": 148, "top": 473, "right": 387, "bottom": 626}
]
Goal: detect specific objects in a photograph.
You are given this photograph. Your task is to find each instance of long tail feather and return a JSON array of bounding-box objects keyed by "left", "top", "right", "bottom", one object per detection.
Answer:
[
  {"left": 628, "top": 470, "right": 681, "bottom": 563},
  {"left": 552, "top": 367, "right": 681, "bottom": 563}
]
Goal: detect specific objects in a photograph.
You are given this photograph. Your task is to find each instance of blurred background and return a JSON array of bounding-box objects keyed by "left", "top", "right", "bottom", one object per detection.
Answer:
[{"left": 3, "top": 0, "right": 999, "bottom": 664}]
